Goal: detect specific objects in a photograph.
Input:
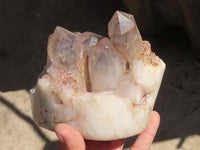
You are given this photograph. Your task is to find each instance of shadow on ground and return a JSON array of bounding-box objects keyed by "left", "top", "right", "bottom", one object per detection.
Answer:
[
  {"left": 0, "top": 0, "right": 200, "bottom": 149},
  {"left": 0, "top": 96, "right": 57, "bottom": 150}
]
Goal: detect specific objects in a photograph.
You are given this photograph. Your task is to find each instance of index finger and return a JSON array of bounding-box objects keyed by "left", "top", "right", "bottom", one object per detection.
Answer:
[{"left": 130, "top": 111, "right": 160, "bottom": 150}]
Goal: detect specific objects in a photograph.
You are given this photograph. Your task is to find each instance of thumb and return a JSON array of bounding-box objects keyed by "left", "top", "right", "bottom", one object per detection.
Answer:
[{"left": 55, "top": 124, "right": 85, "bottom": 150}]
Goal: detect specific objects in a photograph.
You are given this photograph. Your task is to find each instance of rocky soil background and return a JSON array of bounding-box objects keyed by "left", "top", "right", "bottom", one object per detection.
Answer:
[{"left": 0, "top": 0, "right": 200, "bottom": 150}]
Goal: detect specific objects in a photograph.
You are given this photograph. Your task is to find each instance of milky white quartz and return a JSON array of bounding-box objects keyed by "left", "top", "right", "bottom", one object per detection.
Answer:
[{"left": 31, "top": 11, "right": 165, "bottom": 140}]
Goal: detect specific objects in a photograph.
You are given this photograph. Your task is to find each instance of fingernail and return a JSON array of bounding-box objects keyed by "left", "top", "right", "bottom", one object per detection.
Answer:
[{"left": 56, "top": 133, "right": 65, "bottom": 144}]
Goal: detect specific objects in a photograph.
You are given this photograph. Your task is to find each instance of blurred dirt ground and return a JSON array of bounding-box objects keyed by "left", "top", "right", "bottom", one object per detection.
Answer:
[{"left": 0, "top": 0, "right": 200, "bottom": 150}]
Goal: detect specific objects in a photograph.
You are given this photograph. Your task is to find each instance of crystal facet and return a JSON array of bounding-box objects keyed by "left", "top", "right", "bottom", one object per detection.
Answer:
[
  {"left": 88, "top": 38, "right": 126, "bottom": 92},
  {"left": 77, "top": 32, "right": 102, "bottom": 54},
  {"left": 108, "top": 11, "right": 143, "bottom": 64}
]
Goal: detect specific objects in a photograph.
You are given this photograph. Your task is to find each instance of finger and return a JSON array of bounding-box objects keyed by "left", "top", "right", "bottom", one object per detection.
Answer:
[
  {"left": 85, "top": 139, "right": 125, "bottom": 150},
  {"left": 130, "top": 111, "right": 160, "bottom": 150},
  {"left": 55, "top": 124, "right": 85, "bottom": 150}
]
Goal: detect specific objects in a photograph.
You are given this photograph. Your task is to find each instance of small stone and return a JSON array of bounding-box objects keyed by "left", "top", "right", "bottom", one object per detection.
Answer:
[
  {"left": 88, "top": 38, "right": 126, "bottom": 92},
  {"left": 108, "top": 11, "right": 143, "bottom": 64},
  {"left": 77, "top": 32, "right": 102, "bottom": 54},
  {"left": 114, "top": 71, "right": 144, "bottom": 104}
]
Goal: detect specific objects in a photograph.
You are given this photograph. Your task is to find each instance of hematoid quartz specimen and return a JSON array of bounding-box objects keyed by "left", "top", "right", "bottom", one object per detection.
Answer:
[{"left": 30, "top": 11, "right": 165, "bottom": 140}]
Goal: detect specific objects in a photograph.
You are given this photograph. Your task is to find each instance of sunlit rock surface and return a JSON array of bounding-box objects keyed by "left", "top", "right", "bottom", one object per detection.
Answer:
[{"left": 31, "top": 11, "right": 165, "bottom": 140}]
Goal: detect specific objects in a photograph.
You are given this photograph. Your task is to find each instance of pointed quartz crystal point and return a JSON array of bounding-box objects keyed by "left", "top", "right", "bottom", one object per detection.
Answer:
[
  {"left": 76, "top": 32, "right": 102, "bottom": 91},
  {"left": 77, "top": 32, "right": 102, "bottom": 54},
  {"left": 108, "top": 11, "right": 143, "bottom": 64},
  {"left": 48, "top": 26, "right": 85, "bottom": 69},
  {"left": 88, "top": 37, "right": 126, "bottom": 92},
  {"left": 114, "top": 71, "right": 144, "bottom": 104},
  {"left": 47, "top": 26, "right": 86, "bottom": 91}
]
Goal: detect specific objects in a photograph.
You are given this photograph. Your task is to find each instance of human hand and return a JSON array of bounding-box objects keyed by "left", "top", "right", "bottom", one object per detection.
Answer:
[{"left": 55, "top": 111, "right": 160, "bottom": 150}]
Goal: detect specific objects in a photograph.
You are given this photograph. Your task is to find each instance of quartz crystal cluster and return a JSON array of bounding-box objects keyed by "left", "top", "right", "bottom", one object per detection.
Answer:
[{"left": 31, "top": 11, "right": 165, "bottom": 140}]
